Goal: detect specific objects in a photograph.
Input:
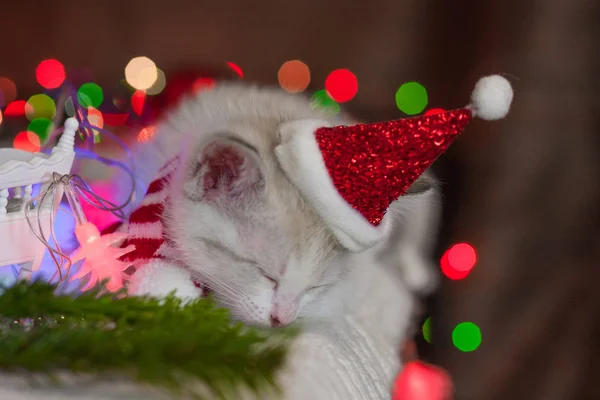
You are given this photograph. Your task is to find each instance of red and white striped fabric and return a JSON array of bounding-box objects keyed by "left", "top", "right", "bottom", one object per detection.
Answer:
[
  {"left": 104, "top": 157, "right": 209, "bottom": 294},
  {"left": 103, "top": 157, "right": 180, "bottom": 266}
]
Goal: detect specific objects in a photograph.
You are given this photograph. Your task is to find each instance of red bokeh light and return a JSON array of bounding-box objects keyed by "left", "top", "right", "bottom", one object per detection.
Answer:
[
  {"left": 14, "top": 131, "right": 41, "bottom": 152},
  {"left": 226, "top": 62, "right": 244, "bottom": 79},
  {"left": 425, "top": 108, "right": 445, "bottom": 116},
  {"left": 440, "top": 242, "right": 477, "bottom": 281},
  {"left": 325, "top": 69, "right": 358, "bottom": 103},
  {"left": 36, "top": 59, "right": 66, "bottom": 89},
  {"left": 131, "top": 90, "right": 146, "bottom": 116},
  {"left": 4, "top": 100, "right": 28, "bottom": 117},
  {"left": 192, "top": 77, "right": 216, "bottom": 93},
  {"left": 448, "top": 242, "right": 477, "bottom": 271},
  {"left": 103, "top": 113, "right": 129, "bottom": 126}
]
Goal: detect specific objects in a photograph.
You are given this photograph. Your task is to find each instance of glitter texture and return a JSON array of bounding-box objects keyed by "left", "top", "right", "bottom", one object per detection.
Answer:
[{"left": 315, "top": 108, "right": 472, "bottom": 225}]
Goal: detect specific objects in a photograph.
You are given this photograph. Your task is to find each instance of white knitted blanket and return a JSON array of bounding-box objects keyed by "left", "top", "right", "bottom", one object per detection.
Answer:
[{"left": 0, "top": 259, "right": 411, "bottom": 400}]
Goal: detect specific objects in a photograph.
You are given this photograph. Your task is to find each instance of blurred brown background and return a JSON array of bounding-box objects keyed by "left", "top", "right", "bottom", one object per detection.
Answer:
[{"left": 1, "top": 1, "right": 600, "bottom": 399}]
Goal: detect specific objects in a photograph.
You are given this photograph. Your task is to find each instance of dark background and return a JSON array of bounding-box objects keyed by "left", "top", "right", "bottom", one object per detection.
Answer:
[{"left": 1, "top": 1, "right": 599, "bottom": 399}]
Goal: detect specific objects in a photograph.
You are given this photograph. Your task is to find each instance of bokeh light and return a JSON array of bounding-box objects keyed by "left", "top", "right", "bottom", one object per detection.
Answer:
[
  {"left": 448, "top": 242, "right": 477, "bottom": 271},
  {"left": 87, "top": 107, "right": 104, "bottom": 129},
  {"left": 440, "top": 242, "right": 477, "bottom": 280},
  {"left": 0, "top": 77, "right": 17, "bottom": 106},
  {"left": 278, "top": 60, "right": 311, "bottom": 93},
  {"left": 422, "top": 317, "right": 432, "bottom": 343},
  {"left": 103, "top": 113, "right": 129, "bottom": 126},
  {"left": 452, "top": 322, "right": 482, "bottom": 352},
  {"left": 36, "top": 59, "right": 66, "bottom": 89},
  {"left": 395, "top": 82, "right": 428, "bottom": 115},
  {"left": 4, "top": 100, "right": 29, "bottom": 117},
  {"left": 64, "top": 97, "right": 75, "bottom": 117},
  {"left": 146, "top": 68, "right": 166, "bottom": 95},
  {"left": 0, "top": 109, "right": 3, "bottom": 126},
  {"left": 131, "top": 90, "right": 146, "bottom": 115},
  {"left": 325, "top": 69, "right": 358, "bottom": 102},
  {"left": 425, "top": 108, "right": 445, "bottom": 116},
  {"left": 226, "top": 62, "right": 244, "bottom": 79},
  {"left": 138, "top": 125, "right": 156, "bottom": 143},
  {"left": 26, "top": 94, "right": 56, "bottom": 121},
  {"left": 125, "top": 56, "right": 158, "bottom": 90},
  {"left": 14, "top": 131, "right": 41, "bottom": 153},
  {"left": 27, "top": 118, "right": 53, "bottom": 142},
  {"left": 77, "top": 83, "right": 104, "bottom": 108},
  {"left": 192, "top": 77, "right": 216, "bottom": 93},
  {"left": 311, "top": 89, "right": 340, "bottom": 114}
]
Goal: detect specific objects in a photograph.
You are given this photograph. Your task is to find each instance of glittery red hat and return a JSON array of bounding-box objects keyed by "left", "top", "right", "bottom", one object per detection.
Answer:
[{"left": 275, "top": 75, "right": 513, "bottom": 251}]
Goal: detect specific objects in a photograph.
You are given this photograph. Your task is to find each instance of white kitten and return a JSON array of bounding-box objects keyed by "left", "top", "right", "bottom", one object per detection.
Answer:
[{"left": 127, "top": 82, "right": 439, "bottom": 328}]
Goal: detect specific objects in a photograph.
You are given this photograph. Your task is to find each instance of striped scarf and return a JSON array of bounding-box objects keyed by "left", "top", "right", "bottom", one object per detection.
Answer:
[{"left": 104, "top": 157, "right": 207, "bottom": 293}]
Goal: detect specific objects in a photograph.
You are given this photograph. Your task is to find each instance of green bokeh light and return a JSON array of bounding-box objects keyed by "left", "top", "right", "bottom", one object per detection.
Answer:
[
  {"left": 28, "top": 118, "right": 53, "bottom": 142},
  {"left": 26, "top": 94, "right": 56, "bottom": 121},
  {"left": 77, "top": 83, "right": 104, "bottom": 108},
  {"left": 395, "top": 82, "right": 428, "bottom": 115},
  {"left": 422, "top": 317, "right": 432, "bottom": 343},
  {"left": 311, "top": 89, "right": 340, "bottom": 115},
  {"left": 452, "top": 322, "right": 482, "bottom": 352}
]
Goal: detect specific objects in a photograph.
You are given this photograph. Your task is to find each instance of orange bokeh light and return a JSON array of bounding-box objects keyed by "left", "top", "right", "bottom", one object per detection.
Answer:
[
  {"left": 138, "top": 125, "right": 156, "bottom": 143},
  {"left": 0, "top": 77, "right": 17, "bottom": 106},
  {"left": 278, "top": 60, "right": 311, "bottom": 94}
]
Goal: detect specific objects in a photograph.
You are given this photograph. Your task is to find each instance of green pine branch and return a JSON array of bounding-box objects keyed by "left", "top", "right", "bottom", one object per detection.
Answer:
[{"left": 0, "top": 281, "right": 296, "bottom": 399}]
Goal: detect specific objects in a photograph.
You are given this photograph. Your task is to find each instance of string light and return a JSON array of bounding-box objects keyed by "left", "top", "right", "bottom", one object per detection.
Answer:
[
  {"left": 311, "top": 89, "right": 340, "bottom": 114},
  {"left": 125, "top": 56, "right": 158, "bottom": 90},
  {"left": 395, "top": 82, "right": 428, "bottom": 115},
  {"left": 27, "top": 118, "right": 53, "bottom": 142},
  {"left": 4, "top": 100, "right": 28, "bottom": 117},
  {"left": 425, "top": 108, "right": 445, "bottom": 116},
  {"left": 0, "top": 77, "right": 17, "bottom": 106},
  {"left": 452, "top": 322, "right": 482, "bottom": 352},
  {"left": 146, "top": 68, "right": 166, "bottom": 95},
  {"left": 193, "top": 77, "right": 216, "bottom": 93},
  {"left": 138, "top": 125, "right": 156, "bottom": 143},
  {"left": 14, "top": 131, "right": 41, "bottom": 152},
  {"left": 131, "top": 90, "right": 146, "bottom": 115},
  {"left": 422, "top": 317, "right": 432, "bottom": 343},
  {"left": 278, "top": 60, "right": 310, "bottom": 93},
  {"left": 102, "top": 113, "right": 129, "bottom": 126},
  {"left": 77, "top": 83, "right": 104, "bottom": 108},
  {"left": 26, "top": 94, "right": 56, "bottom": 121},
  {"left": 325, "top": 69, "right": 358, "bottom": 102},
  {"left": 440, "top": 242, "right": 477, "bottom": 280},
  {"left": 226, "top": 62, "right": 244, "bottom": 79},
  {"left": 36, "top": 59, "right": 66, "bottom": 89}
]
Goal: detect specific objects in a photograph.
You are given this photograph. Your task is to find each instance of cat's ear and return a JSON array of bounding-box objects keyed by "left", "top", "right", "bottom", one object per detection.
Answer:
[{"left": 185, "top": 136, "right": 263, "bottom": 202}]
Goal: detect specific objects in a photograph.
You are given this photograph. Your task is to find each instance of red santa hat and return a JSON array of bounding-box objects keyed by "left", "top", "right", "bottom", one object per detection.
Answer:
[{"left": 275, "top": 75, "right": 514, "bottom": 252}]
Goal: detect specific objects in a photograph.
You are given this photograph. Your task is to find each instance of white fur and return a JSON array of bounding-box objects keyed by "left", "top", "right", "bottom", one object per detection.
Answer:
[
  {"left": 276, "top": 119, "right": 392, "bottom": 252},
  {"left": 122, "top": 82, "right": 444, "bottom": 399},
  {"left": 470, "top": 75, "right": 514, "bottom": 121},
  {"left": 128, "top": 258, "right": 201, "bottom": 299}
]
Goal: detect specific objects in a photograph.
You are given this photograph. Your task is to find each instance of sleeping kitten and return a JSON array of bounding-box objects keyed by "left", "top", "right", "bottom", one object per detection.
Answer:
[{"left": 126, "top": 82, "right": 439, "bottom": 328}]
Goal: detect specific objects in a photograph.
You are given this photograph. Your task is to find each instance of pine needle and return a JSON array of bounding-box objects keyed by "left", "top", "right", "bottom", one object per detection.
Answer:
[{"left": 0, "top": 280, "right": 296, "bottom": 399}]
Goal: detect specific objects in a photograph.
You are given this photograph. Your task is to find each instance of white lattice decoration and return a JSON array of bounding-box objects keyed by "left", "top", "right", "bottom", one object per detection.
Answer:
[{"left": 0, "top": 118, "right": 78, "bottom": 278}]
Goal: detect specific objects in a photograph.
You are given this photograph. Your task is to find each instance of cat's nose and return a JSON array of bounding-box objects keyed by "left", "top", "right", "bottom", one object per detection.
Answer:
[{"left": 270, "top": 315, "right": 284, "bottom": 328}]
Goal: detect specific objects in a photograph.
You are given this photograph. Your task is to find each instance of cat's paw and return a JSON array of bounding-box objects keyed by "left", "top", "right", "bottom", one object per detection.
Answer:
[{"left": 127, "top": 260, "right": 201, "bottom": 300}]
